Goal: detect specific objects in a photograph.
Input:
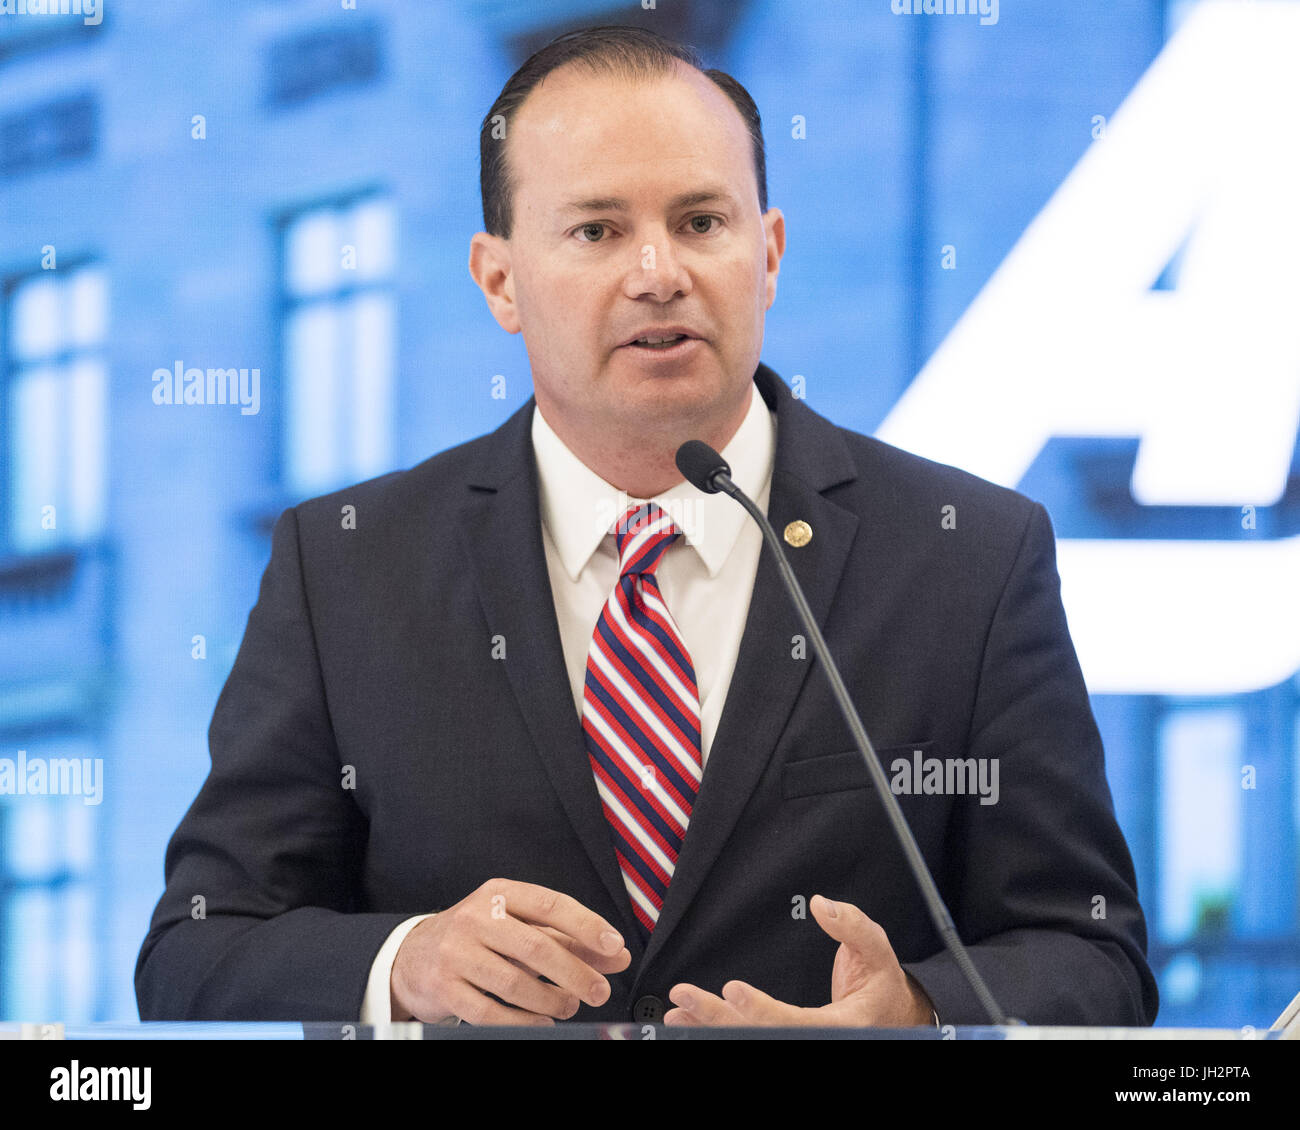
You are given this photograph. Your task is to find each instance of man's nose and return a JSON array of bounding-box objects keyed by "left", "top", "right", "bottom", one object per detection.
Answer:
[{"left": 623, "top": 230, "right": 692, "bottom": 302}]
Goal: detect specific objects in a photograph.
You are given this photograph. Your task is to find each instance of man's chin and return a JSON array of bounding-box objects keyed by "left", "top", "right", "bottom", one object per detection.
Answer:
[
  {"left": 613, "top": 378, "right": 730, "bottom": 424},
  {"left": 608, "top": 352, "right": 738, "bottom": 398}
]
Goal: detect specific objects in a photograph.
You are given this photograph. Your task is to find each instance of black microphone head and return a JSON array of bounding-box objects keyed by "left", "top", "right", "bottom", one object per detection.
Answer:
[{"left": 675, "top": 441, "right": 731, "bottom": 494}]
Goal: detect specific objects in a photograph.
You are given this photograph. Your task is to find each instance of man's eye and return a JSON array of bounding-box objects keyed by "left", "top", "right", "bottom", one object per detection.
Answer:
[{"left": 574, "top": 216, "right": 720, "bottom": 242}]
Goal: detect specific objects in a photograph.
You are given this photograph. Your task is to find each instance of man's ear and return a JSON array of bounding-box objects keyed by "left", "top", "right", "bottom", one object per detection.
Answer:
[
  {"left": 762, "top": 207, "right": 786, "bottom": 311},
  {"left": 759, "top": 206, "right": 785, "bottom": 310},
  {"left": 469, "top": 231, "right": 521, "bottom": 335}
]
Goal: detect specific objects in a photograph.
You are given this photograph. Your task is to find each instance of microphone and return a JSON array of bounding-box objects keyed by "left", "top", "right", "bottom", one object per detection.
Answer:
[
  {"left": 676, "top": 440, "right": 1011, "bottom": 1027},
  {"left": 675, "top": 440, "right": 733, "bottom": 496}
]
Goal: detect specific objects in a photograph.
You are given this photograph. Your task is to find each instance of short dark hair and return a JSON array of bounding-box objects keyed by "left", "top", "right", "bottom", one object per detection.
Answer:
[{"left": 479, "top": 25, "right": 767, "bottom": 239}]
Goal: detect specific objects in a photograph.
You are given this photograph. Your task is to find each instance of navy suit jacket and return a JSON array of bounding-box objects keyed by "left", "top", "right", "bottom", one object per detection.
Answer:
[{"left": 136, "top": 364, "right": 1158, "bottom": 1025}]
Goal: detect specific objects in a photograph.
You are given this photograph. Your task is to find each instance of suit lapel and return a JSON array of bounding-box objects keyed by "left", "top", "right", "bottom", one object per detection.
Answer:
[
  {"left": 456, "top": 402, "right": 645, "bottom": 948},
  {"left": 453, "top": 366, "right": 862, "bottom": 967},
  {"left": 638, "top": 365, "right": 861, "bottom": 968}
]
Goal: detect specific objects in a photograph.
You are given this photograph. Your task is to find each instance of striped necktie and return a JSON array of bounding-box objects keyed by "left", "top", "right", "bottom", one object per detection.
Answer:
[{"left": 582, "top": 502, "right": 703, "bottom": 939}]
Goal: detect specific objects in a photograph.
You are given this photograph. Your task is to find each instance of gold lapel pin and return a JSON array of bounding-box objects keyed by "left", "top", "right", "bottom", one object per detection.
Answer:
[{"left": 783, "top": 520, "right": 812, "bottom": 547}]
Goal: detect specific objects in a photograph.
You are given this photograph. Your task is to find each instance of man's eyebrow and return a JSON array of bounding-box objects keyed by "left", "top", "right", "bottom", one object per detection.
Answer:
[{"left": 557, "top": 189, "right": 740, "bottom": 216}]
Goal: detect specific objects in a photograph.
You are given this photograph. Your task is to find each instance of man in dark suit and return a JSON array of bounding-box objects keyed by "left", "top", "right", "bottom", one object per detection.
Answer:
[{"left": 136, "top": 26, "right": 1157, "bottom": 1028}]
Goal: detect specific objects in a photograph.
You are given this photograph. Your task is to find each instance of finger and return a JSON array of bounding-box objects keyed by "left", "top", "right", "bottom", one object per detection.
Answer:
[
  {"left": 488, "top": 880, "right": 626, "bottom": 963},
  {"left": 487, "top": 916, "right": 612, "bottom": 1007},
  {"left": 499, "top": 929, "right": 629, "bottom": 989},
  {"left": 810, "top": 894, "right": 892, "bottom": 964},
  {"left": 721, "top": 980, "right": 819, "bottom": 1026},
  {"left": 665, "top": 983, "right": 748, "bottom": 1026},
  {"left": 723, "top": 982, "right": 877, "bottom": 1028},
  {"left": 438, "top": 976, "right": 557, "bottom": 1028},
  {"left": 461, "top": 947, "right": 584, "bottom": 1019},
  {"left": 535, "top": 925, "right": 632, "bottom": 975},
  {"left": 662, "top": 1006, "right": 703, "bottom": 1026}
]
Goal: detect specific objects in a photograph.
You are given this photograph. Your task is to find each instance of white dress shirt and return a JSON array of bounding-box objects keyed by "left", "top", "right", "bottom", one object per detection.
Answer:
[{"left": 359, "top": 383, "right": 776, "bottom": 1023}]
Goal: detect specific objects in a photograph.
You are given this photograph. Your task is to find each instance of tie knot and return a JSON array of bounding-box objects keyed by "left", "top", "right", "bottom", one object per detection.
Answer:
[{"left": 614, "top": 503, "right": 681, "bottom": 578}]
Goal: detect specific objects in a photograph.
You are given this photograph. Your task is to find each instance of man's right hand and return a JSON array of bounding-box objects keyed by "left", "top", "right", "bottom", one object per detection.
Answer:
[{"left": 389, "top": 878, "right": 632, "bottom": 1025}]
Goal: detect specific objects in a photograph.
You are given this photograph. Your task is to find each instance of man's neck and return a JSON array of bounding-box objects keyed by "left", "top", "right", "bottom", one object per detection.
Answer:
[{"left": 538, "top": 386, "right": 753, "bottom": 499}]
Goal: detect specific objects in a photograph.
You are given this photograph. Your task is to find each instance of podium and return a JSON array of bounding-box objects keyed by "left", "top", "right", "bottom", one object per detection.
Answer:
[{"left": 2, "top": 1021, "right": 1289, "bottom": 1040}]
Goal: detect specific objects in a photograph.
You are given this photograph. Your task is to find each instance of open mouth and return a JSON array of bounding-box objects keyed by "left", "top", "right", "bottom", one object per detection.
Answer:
[
  {"left": 625, "top": 334, "right": 690, "bottom": 350},
  {"left": 620, "top": 334, "right": 706, "bottom": 360}
]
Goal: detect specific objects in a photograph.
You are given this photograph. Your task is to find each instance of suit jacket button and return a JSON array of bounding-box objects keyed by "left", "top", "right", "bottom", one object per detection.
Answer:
[{"left": 632, "top": 995, "right": 664, "bottom": 1023}]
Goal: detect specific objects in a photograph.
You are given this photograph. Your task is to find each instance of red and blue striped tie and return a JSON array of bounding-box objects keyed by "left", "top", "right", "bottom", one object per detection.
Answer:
[{"left": 582, "top": 502, "right": 703, "bottom": 939}]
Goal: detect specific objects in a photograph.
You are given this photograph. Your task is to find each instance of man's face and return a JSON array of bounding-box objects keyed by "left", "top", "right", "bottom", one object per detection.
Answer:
[{"left": 471, "top": 62, "right": 784, "bottom": 454}]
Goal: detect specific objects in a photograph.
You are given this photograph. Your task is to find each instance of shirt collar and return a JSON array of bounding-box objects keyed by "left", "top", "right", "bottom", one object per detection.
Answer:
[{"left": 533, "top": 381, "right": 776, "bottom": 581}]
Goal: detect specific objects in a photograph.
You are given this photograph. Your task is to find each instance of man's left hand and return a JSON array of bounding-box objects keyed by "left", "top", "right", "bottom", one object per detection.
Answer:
[{"left": 664, "top": 894, "right": 934, "bottom": 1027}]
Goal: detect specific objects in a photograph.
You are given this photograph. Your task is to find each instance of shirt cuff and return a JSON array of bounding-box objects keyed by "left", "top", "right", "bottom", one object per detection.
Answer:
[{"left": 360, "top": 913, "right": 439, "bottom": 1024}]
